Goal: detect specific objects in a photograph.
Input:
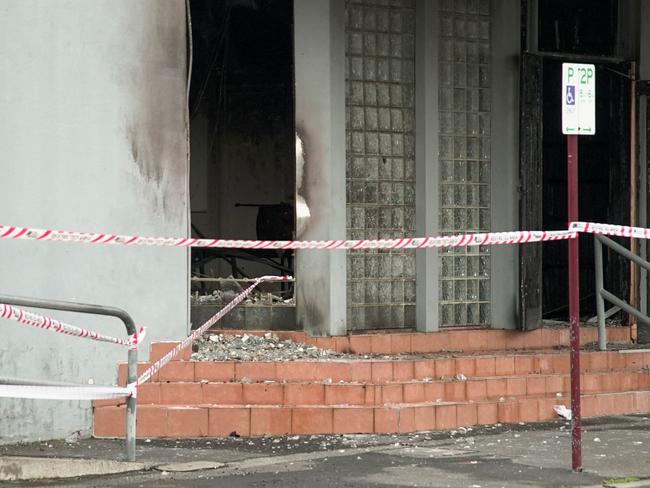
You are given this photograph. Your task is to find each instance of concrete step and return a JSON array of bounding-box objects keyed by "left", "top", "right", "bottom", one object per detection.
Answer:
[
  {"left": 153, "top": 325, "right": 632, "bottom": 356},
  {"left": 95, "top": 330, "right": 641, "bottom": 438},
  {"left": 117, "top": 350, "right": 650, "bottom": 386},
  {"left": 98, "top": 369, "right": 650, "bottom": 408},
  {"left": 93, "top": 389, "right": 650, "bottom": 438}
]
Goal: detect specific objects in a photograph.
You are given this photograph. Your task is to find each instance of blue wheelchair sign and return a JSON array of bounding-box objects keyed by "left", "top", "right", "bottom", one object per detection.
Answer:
[{"left": 566, "top": 85, "right": 576, "bottom": 106}]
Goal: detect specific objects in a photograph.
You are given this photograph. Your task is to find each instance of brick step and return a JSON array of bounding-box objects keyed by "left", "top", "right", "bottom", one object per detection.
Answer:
[
  {"left": 202, "top": 326, "right": 632, "bottom": 354},
  {"left": 99, "top": 369, "right": 650, "bottom": 408},
  {"left": 119, "top": 350, "right": 650, "bottom": 386},
  {"left": 93, "top": 389, "right": 650, "bottom": 438}
]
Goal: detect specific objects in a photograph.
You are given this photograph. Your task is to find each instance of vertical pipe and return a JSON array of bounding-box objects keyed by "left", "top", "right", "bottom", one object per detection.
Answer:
[
  {"left": 567, "top": 134, "right": 582, "bottom": 472},
  {"left": 640, "top": 95, "right": 648, "bottom": 325},
  {"left": 594, "top": 236, "right": 607, "bottom": 350},
  {"left": 630, "top": 62, "right": 638, "bottom": 343},
  {"left": 125, "top": 348, "right": 137, "bottom": 462}
]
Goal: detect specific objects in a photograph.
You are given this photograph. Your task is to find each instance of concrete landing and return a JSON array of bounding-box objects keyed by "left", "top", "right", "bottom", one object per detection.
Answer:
[{"left": 0, "top": 456, "right": 148, "bottom": 481}]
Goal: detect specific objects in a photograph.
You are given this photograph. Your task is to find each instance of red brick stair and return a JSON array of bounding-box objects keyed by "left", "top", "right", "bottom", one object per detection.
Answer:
[{"left": 93, "top": 327, "right": 650, "bottom": 438}]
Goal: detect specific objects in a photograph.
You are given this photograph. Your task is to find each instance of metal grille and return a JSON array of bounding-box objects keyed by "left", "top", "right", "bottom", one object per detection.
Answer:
[
  {"left": 345, "top": 0, "right": 416, "bottom": 330},
  {"left": 438, "top": 0, "right": 491, "bottom": 326}
]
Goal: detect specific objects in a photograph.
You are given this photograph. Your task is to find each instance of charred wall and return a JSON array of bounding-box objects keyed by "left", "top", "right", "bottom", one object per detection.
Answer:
[{"left": 0, "top": 0, "right": 189, "bottom": 442}]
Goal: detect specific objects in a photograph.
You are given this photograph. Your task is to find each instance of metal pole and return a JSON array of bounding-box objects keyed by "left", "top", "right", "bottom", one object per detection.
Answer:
[
  {"left": 630, "top": 62, "right": 638, "bottom": 342},
  {"left": 126, "top": 348, "right": 137, "bottom": 462},
  {"left": 600, "top": 289, "right": 650, "bottom": 326},
  {"left": 567, "top": 134, "right": 582, "bottom": 471},
  {"left": 594, "top": 236, "right": 607, "bottom": 350}
]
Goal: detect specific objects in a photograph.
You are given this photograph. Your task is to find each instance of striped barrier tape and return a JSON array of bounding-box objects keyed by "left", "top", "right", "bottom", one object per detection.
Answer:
[
  {"left": 5, "top": 222, "right": 650, "bottom": 251},
  {"left": 2, "top": 220, "right": 646, "bottom": 399},
  {"left": 570, "top": 221, "right": 650, "bottom": 239},
  {"left": 0, "top": 277, "right": 285, "bottom": 400},
  {"left": 134, "top": 275, "right": 290, "bottom": 387},
  {"left": 0, "top": 224, "right": 577, "bottom": 250},
  {"left": 0, "top": 304, "right": 146, "bottom": 350}
]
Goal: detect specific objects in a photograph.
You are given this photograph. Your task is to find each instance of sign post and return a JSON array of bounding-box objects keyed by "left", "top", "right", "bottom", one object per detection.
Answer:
[{"left": 562, "top": 62, "right": 596, "bottom": 472}]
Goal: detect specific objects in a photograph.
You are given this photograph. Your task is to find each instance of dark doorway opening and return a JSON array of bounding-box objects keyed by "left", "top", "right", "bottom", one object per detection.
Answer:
[
  {"left": 538, "top": 0, "right": 618, "bottom": 57},
  {"left": 519, "top": 0, "right": 632, "bottom": 327},
  {"left": 538, "top": 0, "right": 630, "bottom": 322},
  {"left": 188, "top": 0, "right": 296, "bottom": 329},
  {"left": 540, "top": 59, "right": 630, "bottom": 321}
]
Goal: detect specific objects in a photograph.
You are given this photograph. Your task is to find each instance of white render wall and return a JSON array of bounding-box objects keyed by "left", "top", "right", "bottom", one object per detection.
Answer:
[
  {"left": 294, "top": 0, "right": 347, "bottom": 337},
  {"left": 0, "top": 0, "right": 189, "bottom": 442}
]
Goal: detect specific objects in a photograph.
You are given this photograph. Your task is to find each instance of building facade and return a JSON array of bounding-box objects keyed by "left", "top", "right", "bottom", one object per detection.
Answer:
[{"left": 2, "top": 0, "right": 650, "bottom": 442}]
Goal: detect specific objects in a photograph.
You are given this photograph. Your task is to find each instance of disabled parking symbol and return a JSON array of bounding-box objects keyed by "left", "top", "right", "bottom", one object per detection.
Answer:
[{"left": 566, "top": 85, "right": 575, "bottom": 106}]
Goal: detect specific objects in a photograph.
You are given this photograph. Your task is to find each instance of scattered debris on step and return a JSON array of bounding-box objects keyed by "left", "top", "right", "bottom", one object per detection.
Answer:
[
  {"left": 553, "top": 405, "right": 572, "bottom": 420},
  {"left": 191, "top": 276, "right": 295, "bottom": 306},
  {"left": 191, "top": 332, "right": 347, "bottom": 361}
]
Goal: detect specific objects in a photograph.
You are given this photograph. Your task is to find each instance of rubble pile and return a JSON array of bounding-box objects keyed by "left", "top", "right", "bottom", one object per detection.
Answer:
[
  {"left": 191, "top": 277, "right": 295, "bottom": 306},
  {"left": 191, "top": 332, "right": 348, "bottom": 362}
]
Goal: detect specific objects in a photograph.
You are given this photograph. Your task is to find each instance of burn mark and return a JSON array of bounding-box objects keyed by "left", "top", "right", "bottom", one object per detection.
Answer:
[
  {"left": 121, "top": 0, "right": 188, "bottom": 220},
  {"left": 127, "top": 122, "right": 164, "bottom": 185}
]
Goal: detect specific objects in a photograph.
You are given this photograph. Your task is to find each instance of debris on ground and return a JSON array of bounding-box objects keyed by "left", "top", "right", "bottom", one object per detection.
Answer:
[
  {"left": 191, "top": 276, "right": 295, "bottom": 305},
  {"left": 190, "top": 331, "right": 635, "bottom": 363},
  {"left": 193, "top": 290, "right": 295, "bottom": 306},
  {"left": 191, "top": 332, "right": 346, "bottom": 362},
  {"left": 191, "top": 333, "right": 475, "bottom": 362},
  {"left": 553, "top": 405, "right": 572, "bottom": 420}
]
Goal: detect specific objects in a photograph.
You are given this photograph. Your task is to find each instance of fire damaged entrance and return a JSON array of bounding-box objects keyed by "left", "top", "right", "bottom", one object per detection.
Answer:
[
  {"left": 188, "top": 0, "right": 296, "bottom": 329},
  {"left": 519, "top": 0, "right": 632, "bottom": 329}
]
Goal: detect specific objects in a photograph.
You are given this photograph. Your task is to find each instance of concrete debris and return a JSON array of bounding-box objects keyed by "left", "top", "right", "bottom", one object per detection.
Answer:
[
  {"left": 155, "top": 461, "right": 224, "bottom": 472},
  {"left": 191, "top": 333, "right": 346, "bottom": 362},
  {"left": 191, "top": 277, "right": 295, "bottom": 306},
  {"left": 553, "top": 405, "right": 572, "bottom": 420}
]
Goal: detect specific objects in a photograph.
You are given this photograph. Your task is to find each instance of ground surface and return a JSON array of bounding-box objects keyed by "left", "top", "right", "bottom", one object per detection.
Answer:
[{"left": 5, "top": 415, "right": 650, "bottom": 487}]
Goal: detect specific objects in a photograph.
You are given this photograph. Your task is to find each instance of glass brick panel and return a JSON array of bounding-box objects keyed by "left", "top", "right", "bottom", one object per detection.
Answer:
[
  {"left": 438, "top": 1, "right": 491, "bottom": 326},
  {"left": 346, "top": 0, "right": 416, "bottom": 330}
]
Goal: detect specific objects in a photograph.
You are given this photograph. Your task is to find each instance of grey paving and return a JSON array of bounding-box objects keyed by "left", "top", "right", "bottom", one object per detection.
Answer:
[{"left": 3, "top": 415, "right": 650, "bottom": 487}]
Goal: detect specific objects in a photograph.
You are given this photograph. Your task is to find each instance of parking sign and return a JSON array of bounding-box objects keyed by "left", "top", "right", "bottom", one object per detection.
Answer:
[{"left": 562, "top": 63, "right": 596, "bottom": 135}]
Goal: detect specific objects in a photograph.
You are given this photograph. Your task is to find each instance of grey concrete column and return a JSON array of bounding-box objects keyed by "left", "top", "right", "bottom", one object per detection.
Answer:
[
  {"left": 639, "top": 1, "right": 650, "bottom": 335},
  {"left": 640, "top": 1, "right": 650, "bottom": 80},
  {"left": 490, "top": 0, "right": 520, "bottom": 329},
  {"left": 415, "top": 0, "right": 440, "bottom": 332},
  {"left": 294, "top": 0, "right": 347, "bottom": 337}
]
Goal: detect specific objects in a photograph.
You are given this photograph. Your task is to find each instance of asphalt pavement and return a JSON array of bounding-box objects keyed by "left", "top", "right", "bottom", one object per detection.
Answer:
[{"left": 4, "top": 415, "right": 650, "bottom": 487}]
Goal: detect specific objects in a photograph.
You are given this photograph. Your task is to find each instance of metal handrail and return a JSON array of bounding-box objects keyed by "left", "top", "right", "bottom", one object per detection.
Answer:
[
  {"left": 594, "top": 234, "right": 650, "bottom": 350},
  {"left": 0, "top": 295, "right": 137, "bottom": 462}
]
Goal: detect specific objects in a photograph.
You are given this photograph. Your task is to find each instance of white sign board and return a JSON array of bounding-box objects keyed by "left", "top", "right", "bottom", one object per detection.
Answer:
[{"left": 562, "top": 63, "right": 596, "bottom": 135}]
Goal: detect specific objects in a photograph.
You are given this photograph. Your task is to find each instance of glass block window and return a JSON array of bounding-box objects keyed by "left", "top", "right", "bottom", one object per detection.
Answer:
[
  {"left": 438, "top": 0, "right": 491, "bottom": 326},
  {"left": 345, "top": 0, "right": 416, "bottom": 330}
]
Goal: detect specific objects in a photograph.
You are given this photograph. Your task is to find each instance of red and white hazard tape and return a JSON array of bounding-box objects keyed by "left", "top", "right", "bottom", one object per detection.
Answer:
[
  {"left": 0, "top": 304, "right": 146, "bottom": 350},
  {"left": 571, "top": 221, "right": 650, "bottom": 239},
  {"left": 135, "top": 275, "right": 290, "bottom": 387},
  {"left": 7, "top": 221, "right": 650, "bottom": 251},
  {"left": 0, "top": 277, "right": 287, "bottom": 399},
  {"left": 6, "top": 219, "right": 650, "bottom": 399},
  {"left": 0, "top": 224, "right": 577, "bottom": 250}
]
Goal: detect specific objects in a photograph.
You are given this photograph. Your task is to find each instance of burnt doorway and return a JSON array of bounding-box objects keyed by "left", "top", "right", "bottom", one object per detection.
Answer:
[
  {"left": 540, "top": 60, "right": 630, "bottom": 323},
  {"left": 519, "top": 0, "right": 631, "bottom": 328},
  {"left": 188, "top": 0, "right": 296, "bottom": 329}
]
